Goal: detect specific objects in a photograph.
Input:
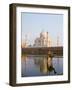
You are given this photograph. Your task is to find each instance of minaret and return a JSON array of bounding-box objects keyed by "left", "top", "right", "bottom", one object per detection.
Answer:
[
  {"left": 25, "top": 34, "right": 27, "bottom": 47},
  {"left": 57, "top": 36, "right": 59, "bottom": 46},
  {"left": 46, "top": 32, "right": 48, "bottom": 47},
  {"left": 57, "top": 34, "right": 60, "bottom": 47}
]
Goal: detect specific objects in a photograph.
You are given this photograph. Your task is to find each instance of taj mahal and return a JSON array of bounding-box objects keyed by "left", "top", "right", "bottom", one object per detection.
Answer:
[
  {"left": 22, "top": 31, "right": 52, "bottom": 48},
  {"left": 33, "top": 31, "right": 52, "bottom": 47}
]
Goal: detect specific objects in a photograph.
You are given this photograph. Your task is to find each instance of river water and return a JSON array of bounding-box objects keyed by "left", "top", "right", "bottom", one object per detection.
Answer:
[{"left": 21, "top": 55, "right": 63, "bottom": 77}]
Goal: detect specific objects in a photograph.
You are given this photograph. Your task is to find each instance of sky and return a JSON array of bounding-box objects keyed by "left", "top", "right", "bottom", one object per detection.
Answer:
[{"left": 21, "top": 12, "right": 63, "bottom": 46}]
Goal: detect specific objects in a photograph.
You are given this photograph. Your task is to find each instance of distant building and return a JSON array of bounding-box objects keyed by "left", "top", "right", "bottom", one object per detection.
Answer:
[
  {"left": 22, "top": 34, "right": 29, "bottom": 48},
  {"left": 34, "top": 31, "right": 52, "bottom": 47},
  {"left": 21, "top": 40, "right": 28, "bottom": 48}
]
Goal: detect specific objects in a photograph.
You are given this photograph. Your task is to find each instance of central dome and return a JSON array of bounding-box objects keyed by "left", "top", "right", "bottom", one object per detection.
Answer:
[{"left": 40, "top": 31, "right": 48, "bottom": 38}]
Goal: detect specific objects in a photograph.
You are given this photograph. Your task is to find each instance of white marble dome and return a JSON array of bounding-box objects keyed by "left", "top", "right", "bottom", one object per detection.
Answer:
[{"left": 40, "top": 31, "right": 48, "bottom": 38}]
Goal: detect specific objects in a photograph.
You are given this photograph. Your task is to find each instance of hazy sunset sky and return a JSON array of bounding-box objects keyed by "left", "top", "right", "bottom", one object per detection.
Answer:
[{"left": 21, "top": 12, "right": 63, "bottom": 46}]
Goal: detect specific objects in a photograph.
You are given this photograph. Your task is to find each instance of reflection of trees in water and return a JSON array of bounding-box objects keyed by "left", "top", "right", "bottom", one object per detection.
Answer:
[
  {"left": 34, "top": 55, "right": 56, "bottom": 75},
  {"left": 21, "top": 55, "right": 27, "bottom": 76}
]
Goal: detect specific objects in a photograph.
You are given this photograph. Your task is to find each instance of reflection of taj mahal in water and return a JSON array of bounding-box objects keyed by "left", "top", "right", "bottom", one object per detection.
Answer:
[
  {"left": 34, "top": 56, "right": 56, "bottom": 75},
  {"left": 21, "top": 55, "right": 62, "bottom": 77}
]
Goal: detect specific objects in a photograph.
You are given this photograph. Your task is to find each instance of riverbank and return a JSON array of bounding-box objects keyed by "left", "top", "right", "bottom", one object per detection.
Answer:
[{"left": 22, "top": 46, "right": 63, "bottom": 56}]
